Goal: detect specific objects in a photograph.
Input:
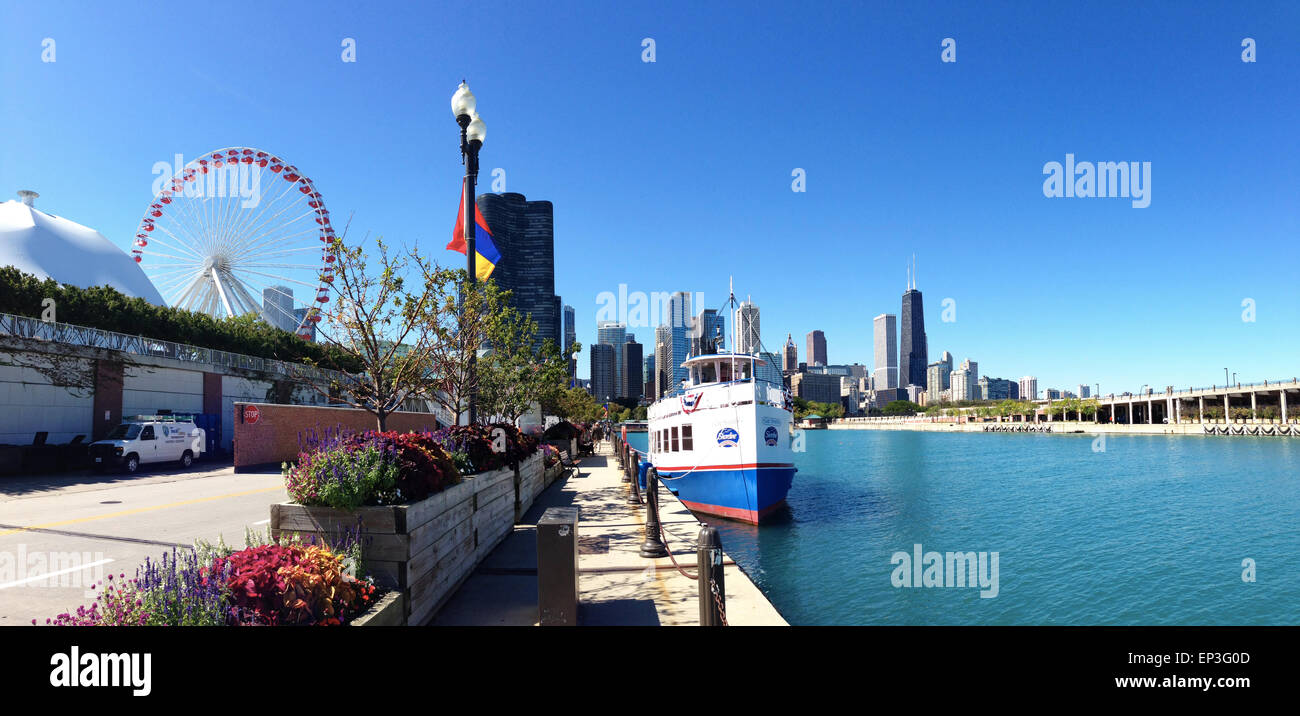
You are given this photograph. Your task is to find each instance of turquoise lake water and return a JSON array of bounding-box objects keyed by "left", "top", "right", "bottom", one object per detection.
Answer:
[{"left": 625, "top": 429, "right": 1300, "bottom": 625}]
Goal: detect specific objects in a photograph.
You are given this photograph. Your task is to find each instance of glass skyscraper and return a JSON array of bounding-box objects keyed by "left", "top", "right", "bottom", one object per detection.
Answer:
[
  {"left": 900, "top": 284, "right": 927, "bottom": 390},
  {"left": 476, "top": 192, "right": 560, "bottom": 350}
]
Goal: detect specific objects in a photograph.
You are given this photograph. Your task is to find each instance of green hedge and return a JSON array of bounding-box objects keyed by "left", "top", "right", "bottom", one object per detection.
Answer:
[{"left": 0, "top": 266, "right": 360, "bottom": 372}]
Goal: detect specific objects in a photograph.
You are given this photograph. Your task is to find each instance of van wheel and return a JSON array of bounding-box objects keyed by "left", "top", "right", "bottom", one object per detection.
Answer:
[
  {"left": 124, "top": 455, "right": 140, "bottom": 473},
  {"left": 180, "top": 451, "right": 193, "bottom": 468}
]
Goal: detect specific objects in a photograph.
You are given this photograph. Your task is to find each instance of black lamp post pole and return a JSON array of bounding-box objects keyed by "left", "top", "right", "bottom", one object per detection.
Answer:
[{"left": 458, "top": 114, "right": 481, "bottom": 425}]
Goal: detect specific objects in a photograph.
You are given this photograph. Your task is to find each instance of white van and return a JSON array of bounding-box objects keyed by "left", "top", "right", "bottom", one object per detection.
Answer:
[{"left": 88, "top": 416, "right": 206, "bottom": 473}]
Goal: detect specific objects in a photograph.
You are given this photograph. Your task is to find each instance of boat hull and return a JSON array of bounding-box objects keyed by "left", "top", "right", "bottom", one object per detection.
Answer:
[
  {"left": 659, "top": 463, "right": 796, "bottom": 524},
  {"left": 647, "top": 378, "right": 796, "bottom": 525}
]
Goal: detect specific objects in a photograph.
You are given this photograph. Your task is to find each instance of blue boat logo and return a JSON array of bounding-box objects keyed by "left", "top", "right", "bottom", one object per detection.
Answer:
[
  {"left": 764, "top": 426, "right": 779, "bottom": 446},
  {"left": 716, "top": 428, "right": 740, "bottom": 447}
]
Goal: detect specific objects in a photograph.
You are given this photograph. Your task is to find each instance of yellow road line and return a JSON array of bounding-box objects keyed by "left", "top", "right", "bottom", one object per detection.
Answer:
[{"left": 0, "top": 486, "right": 285, "bottom": 537}]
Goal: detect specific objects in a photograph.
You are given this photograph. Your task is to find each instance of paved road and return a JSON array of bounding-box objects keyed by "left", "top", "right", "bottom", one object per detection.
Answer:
[{"left": 0, "top": 461, "right": 286, "bottom": 625}]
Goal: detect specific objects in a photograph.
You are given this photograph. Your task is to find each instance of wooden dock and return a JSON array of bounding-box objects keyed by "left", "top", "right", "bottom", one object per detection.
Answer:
[{"left": 432, "top": 441, "right": 786, "bottom": 626}]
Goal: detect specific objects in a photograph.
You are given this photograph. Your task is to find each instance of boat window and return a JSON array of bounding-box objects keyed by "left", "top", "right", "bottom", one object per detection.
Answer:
[
  {"left": 700, "top": 363, "right": 717, "bottom": 384},
  {"left": 661, "top": 429, "right": 669, "bottom": 452},
  {"left": 740, "top": 361, "right": 752, "bottom": 381},
  {"left": 671, "top": 426, "right": 679, "bottom": 452},
  {"left": 682, "top": 425, "right": 693, "bottom": 451},
  {"left": 719, "top": 362, "right": 732, "bottom": 382}
]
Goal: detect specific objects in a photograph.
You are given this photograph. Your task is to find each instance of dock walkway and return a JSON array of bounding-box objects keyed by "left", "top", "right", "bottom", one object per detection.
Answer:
[{"left": 433, "top": 441, "right": 786, "bottom": 626}]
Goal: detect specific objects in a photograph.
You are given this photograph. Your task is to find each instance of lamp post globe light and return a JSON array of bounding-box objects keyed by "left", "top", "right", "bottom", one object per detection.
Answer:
[{"left": 453, "top": 80, "right": 485, "bottom": 424}]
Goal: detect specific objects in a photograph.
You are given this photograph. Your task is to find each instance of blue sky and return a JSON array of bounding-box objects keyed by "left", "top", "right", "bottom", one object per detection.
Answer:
[{"left": 2, "top": 0, "right": 1297, "bottom": 394}]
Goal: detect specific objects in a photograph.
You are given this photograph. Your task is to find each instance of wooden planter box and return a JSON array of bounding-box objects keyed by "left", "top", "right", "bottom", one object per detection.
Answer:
[
  {"left": 514, "top": 452, "right": 546, "bottom": 521},
  {"left": 271, "top": 463, "right": 518, "bottom": 626},
  {"left": 349, "top": 590, "right": 405, "bottom": 626},
  {"left": 544, "top": 463, "right": 564, "bottom": 486}
]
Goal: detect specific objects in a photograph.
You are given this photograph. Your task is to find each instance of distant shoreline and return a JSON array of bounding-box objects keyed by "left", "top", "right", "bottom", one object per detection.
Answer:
[{"left": 827, "top": 420, "right": 1300, "bottom": 437}]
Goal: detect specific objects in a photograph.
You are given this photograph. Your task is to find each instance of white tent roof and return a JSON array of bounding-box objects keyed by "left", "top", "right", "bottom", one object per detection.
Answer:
[{"left": 0, "top": 196, "right": 165, "bottom": 305}]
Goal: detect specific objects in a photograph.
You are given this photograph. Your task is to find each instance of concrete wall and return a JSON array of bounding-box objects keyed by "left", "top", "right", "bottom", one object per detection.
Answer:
[
  {"left": 0, "top": 362, "right": 93, "bottom": 444},
  {"left": 232, "top": 402, "right": 444, "bottom": 470}
]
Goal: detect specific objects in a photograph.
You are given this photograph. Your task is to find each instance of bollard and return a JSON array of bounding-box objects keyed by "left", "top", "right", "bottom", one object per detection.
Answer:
[
  {"left": 638, "top": 468, "right": 669, "bottom": 558},
  {"left": 696, "top": 523, "right": 726, "bottom": 626},
  {"left": 621, "top": 445, "right": 631, "bottom": 483},
  {"left": 626, "top": 453, "right": 642, "bottom": 505}
]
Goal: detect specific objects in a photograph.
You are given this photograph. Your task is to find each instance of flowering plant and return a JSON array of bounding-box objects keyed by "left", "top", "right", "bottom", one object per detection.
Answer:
[{"left": 284, "top": 429, "right": 460, "bottom": 509}]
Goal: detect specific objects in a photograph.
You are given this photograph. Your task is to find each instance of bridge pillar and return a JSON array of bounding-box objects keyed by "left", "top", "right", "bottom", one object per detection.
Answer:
[
  {"left": 1224, "top": 394, "right": 1231, "bottom": 423},
  {"left": 1127, "top": 401, "right": 1133, "bottom": 424},
  {"left": 1250, "top": 391, "right": 1257, "bottom": 422},
  {"left": 1283, "top": 390, "right": 1289, "bottom": 424},
  {"left": 1175, "top": 399, "right": 1181, "bottom": 424},
  {"left": 1198, "top": 396, "right": 1204, "bottom": 423},
  {"left": 1147, "top": 398, "right": 1153, "bottom": 424}
]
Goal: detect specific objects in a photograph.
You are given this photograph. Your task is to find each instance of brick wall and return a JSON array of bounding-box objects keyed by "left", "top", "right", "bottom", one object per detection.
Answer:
[{"left": 232, "top": 402, "right": 444, "bottom": 470}]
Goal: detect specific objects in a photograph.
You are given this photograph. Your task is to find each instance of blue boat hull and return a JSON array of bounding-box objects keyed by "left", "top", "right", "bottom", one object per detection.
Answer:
[{"left": 657, "top": 464, "right": 796, "bottom": 524}]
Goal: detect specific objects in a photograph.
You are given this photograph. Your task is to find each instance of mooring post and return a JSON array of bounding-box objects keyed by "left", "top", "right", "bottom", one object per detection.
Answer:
[
  {"left": 697, "top": 523, "right": 726, "bottom": 626},
  {"left": 621, "top": 443, "right": 631, "bottom": 483},
  {"left": 638, "top": 468, "right": 669, "bottom": 557},
  {"left": 626, "top": 450, "right": 643, "bottom": 505}
]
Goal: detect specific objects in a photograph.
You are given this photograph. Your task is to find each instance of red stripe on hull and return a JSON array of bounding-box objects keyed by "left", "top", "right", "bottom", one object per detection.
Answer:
[
  {"left": 680, "top": 498, "right": 787, "bottom": 525},
  {"left": 655, "top": 462, "right": 795, "bottom": 472}
]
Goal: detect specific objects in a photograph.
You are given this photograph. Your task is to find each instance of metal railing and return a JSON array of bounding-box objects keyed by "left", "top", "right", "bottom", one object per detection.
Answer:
[{"left": 0, "top": 311, "right": 346, "bottom": 382}]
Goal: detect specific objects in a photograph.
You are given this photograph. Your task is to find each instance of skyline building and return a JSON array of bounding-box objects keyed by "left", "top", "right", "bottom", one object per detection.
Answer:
[
  {"left": 872, "top": 313, "right": 898, "bottom": 390},
  {"left": 563, "top": 303, "right": 576, "bottom": 377},
  {"left": 691, "top": 308, "right": 725, "bottom": 356},
  {"left": 1019, "top": 376, "right": 1039, "bottom": 401},
  {"left": 735, "top": 298, "right": 760, "bottom": 354},
  {"left": 756, "top": 351, "right": 782, "bottom": 386},
  {"left": 667, "top": 292, "right": 693, "bottom": 390},
  {"left": 790, "top": 372, "right": 840, "bottom": 404},
  {"left": 806, "top": 330, "right": 827, "bottom": 367},
  {"left": 926, "top": 351, "right": 953, "bottom": 404},
  {"left": 622, "top": 337, "right": 643, "bottom": 401},
  {"left": 596, "top": 321, "right": 627, "bottom": 398},
  {"left": 589, "top": 343, "right": 616, "bottom": 402},
  {"left": 957, "top": 358, "right": 979, "bottom": 400},
  {"left": 654, "top": 323, "right": 672, "bottom": 399},
  {"left": 899, "top": 262, "right": 928, "bottom": 391},
  {"left": 476, "top": 192, "right": 560, "bottom": 349},
  {"left": 951, "top": 368, "right": 972, "bottom": 403},
  {"left": 643, "top": 353, "right": 656, "bottom": 400},
  {"left": 1078, "top": 384, "right": 1091, "bottom": 399},
  {"left": 783, "top": 334, "right": 798, "bottom": 373},
  {"left": 261, "top": 285, "right": 296, "bottom": 332},
  {"left": 979, "top": 376, "right": 1019, "bottom": 401}
]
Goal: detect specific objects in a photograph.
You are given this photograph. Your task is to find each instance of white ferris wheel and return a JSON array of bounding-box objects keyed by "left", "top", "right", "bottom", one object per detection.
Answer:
[{"left": 131, "top": 146, "right": 335, "bottom": 339}]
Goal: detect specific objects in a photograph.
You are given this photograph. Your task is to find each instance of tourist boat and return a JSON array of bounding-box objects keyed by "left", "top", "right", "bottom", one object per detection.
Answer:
[{"left": 645, "top": 348, "right": 797, "bottom": 525}]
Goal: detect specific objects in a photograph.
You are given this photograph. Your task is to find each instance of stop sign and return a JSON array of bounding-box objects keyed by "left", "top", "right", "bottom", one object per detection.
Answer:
[{"left": 243, "top": 405, "right": 260, "bottom": 424}]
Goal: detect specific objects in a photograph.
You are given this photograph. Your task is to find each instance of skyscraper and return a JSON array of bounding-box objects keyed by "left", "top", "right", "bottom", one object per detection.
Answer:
[
  {"left": 476, "top": 192, "right": 560, "bottom": 349},
  {"left": 563, "top": 304, "right": 576, "bottom": 377},
  {"left": 872, "top": 314, "right": 897, "bottom": 390},
  {"left": 596, "top": 321, "right": 627, "bottom": 397},
  {"left": 654, "top": 323, "right": 672, "bottom": 399},
  {"left": 783, "top": 334, "right": 798, "bottom": 373},
  {"left": 643, "top": 353, "right": 656, "bottom": 399},
  {"left": 668, "top": 292, "right": 693, "bottom": 390},
  {"left": 806, "top": 330, "right": 827, "bottom": 367},
  {"left": 958, "top": 358, "right": 978, "bottom": 399},
  {"left": 1078, "top": 384, "right": 1091, "bottom": 399},
  {"left": 899, "top": 261, "right": 928, "bottom": 391},
  {"left": 590, "top": 343, "right": 616, "bottom": 402},
  {"left": 622, "top": 337, "right": 643, "bottom": 401},
  {"left": 1019, "top": 376, "right": 1039, "bottom": 401},
  {"left": 735, "top": 298, "right": 760, "bottom": 354},
  {"left": 691, "top": 308, "right": 724, "bottom": 356},
  {"left": 262, "top": 286, "right": 296, "bottom": 332}
]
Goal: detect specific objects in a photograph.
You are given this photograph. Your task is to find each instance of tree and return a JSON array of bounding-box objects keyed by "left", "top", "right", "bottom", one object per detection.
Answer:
[
  {"left": 477, "top": 300, "right": 574, "bottom": 425},
  {"left": 551, "top": 386, "right": 602, "bottom": 423},
  {"left": 299, "top": 233, "right": 450, "bottom": 431},
  {"left": 883, "top": 400, "right": 921, "bottom": 416},
  {"left": 424, "top": 271, "right": 513, "bottom": 426}
]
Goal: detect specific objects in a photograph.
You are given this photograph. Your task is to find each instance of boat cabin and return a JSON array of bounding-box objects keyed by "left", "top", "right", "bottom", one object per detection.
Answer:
[{"left": 682, "top": 352, "right": 767, "bottom": 388}]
